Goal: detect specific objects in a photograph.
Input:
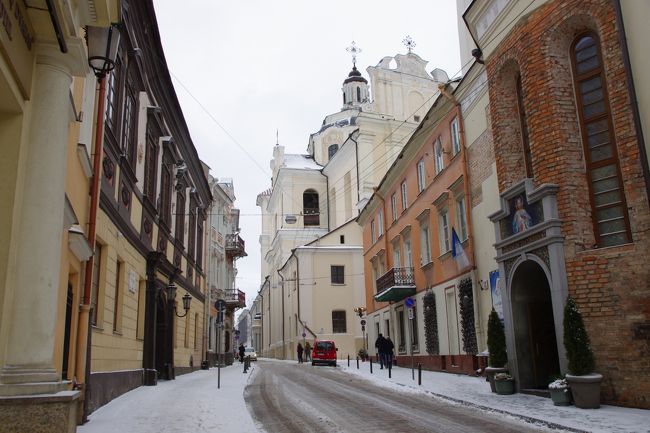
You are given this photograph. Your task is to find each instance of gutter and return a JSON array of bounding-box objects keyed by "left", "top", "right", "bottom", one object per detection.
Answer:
[{"left": 613, "top": 0, "right": 650, "bottom": 205}]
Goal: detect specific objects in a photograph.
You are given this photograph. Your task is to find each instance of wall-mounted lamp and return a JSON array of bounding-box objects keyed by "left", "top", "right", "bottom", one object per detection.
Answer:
[
  {"left": 166, "top": 283, "right": 192, "bottom": 318},
  {"left": 353, "top": 306, "right": 367, "bottom": 318},
  {"left": 87, "top": 24, "right": 121, "bottom": 78}
]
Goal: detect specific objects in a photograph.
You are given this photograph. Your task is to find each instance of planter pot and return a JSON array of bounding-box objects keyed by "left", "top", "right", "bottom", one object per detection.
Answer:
[
  {"left": 495, "top": 379, "right": 515, "bottom": 395},
  {"left": 566, "top": 373, "right": 602, "bottom": 409},
  {"left": 485, "top": 367, "right": 507, "bottom": 393},
  {"left": 549, "top": 387, "right": 572, "bottom": 406}
]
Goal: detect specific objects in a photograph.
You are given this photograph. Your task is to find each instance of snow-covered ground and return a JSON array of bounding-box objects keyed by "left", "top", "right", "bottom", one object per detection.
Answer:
[{"left": 78, "top": 359, "right": 650, "bottom": 433}]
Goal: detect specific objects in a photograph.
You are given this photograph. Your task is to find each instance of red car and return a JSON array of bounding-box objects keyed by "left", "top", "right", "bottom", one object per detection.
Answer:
[{"left": 311, "top": 340, "right": 338, "bottom": 366}]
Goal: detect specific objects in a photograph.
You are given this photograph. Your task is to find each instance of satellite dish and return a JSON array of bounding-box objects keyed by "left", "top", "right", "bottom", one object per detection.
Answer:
[{"left": 285, "top": 215, "right": 297, "bottom": 224}]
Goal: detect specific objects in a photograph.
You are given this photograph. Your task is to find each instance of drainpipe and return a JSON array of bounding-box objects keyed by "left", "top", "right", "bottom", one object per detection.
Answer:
[
  {"left": 277, "top": 270, "right": 286, "bottom": 359},
  {"left": 613, "top": 0, "right": 650, "bottom": 205},
  {"left": 76, "top": 73, "right": 107, "bottom": 421}
]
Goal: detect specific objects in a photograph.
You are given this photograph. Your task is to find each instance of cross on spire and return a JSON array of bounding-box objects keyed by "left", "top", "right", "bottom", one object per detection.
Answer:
[
  {"left": 346, "top": 41, "right": 362, "bottom": 67},
  {"left": 402, "top": 35, "right": 416, "bottom": 53}
]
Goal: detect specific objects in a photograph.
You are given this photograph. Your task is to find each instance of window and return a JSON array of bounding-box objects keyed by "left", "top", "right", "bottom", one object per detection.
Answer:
[
  {"left": 371, "top": 219, "right": 376, "bottom": 243},
  {"left": 420, "top": 224, "right": 431, "bottom": 265},
  {"left": 188, "top": 198, "right": 197, "bottom": 260},
  {"left": 571, "top": 33, "right": 631, "bottom": 247},
  {"left": 401, "top": 181, "right": 408, "bottom": 210},
  {"left": 340, "top": 235, "right": 345, "bottom": 244},
  {"left": 160, "top": 154, "right": 173, "bottom": 226},
  {"left": 175, "top": 191, "right": 185, "bottom": 245},
  {"left": 434, "top": 138, "right": 444, "bottom": 173},
  {"left": 113, "top": 259, "right": 123, "bottom": 333},
  {"left": 122, "top": 80, "right": 138, "bottom": 165},
  {"left": 516, "top": 75, "right": 533, "bottom": 178},
  {"left": 404, "top": 239, "right": 413, "bottom": 268},
  {"left": 303, "top": 189, "right": 320, "bottom": 226},
  {"left": 90, "top": 242, "right": 103, "bottom": 326},
  {"left": 439, "top": 211, "right": 450, "bottom": 253},
  {"left": 343, "top": 92, "right": 346, "bottom": 104},
  {"left": 391, "top": 193, "right": 398, "bottom": 222},
  {"left": 357, "top": 86, "right": 361, "bottom": 102},
  {"left": 331, "top": 265, "right": 344, "bottom": 284},
  {"left": 451, "top": 117, "right": 461, "bottom": 155},
  {"left": 414, "top": 115, "right": 420, "bottom": 122},
  {"left": 144, "top": 125, "right": 158, "bottom": 200},
  {"left": 456, "top": 196, "right": 468, "bottom": 241},
  {"left": 397, "top": 309, "right": 406, "bottom": 352},
  {"left": 372, "top": 260, "right": 379, "bottom": 293},
  {"left": 417, "top": 159, "right": 426, "bottom": 192},
  {"left": 196, "top": 215, "right": 204, "bottom": 268},
  {"left": 105, "top": 57, "right": 121, "bottom": 130},
  {"left": 377, "top": 210, "right": 384, "bottom": 238},
  {"left": 328, "top": 144, "right": 339, "bottom": 160},
  {"left": 332, "top": 310, "right": 346, "bottom": 333},
  {"left": 393, "top": 245, "right": 401, "bottom": 268}
]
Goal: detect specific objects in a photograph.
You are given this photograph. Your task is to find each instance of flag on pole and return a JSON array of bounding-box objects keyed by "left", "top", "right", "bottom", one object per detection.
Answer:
[{"left": 451, "top": 227, "right": 470, "bottom": 270}]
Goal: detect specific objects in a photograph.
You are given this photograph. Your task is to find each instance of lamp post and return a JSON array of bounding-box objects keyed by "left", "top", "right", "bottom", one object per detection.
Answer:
[
  {"left": 166, "top": 283, "right": 192, "bottom": 318},
  {"left": 354, "top": 307, "right": 367, "bottom": 352}
]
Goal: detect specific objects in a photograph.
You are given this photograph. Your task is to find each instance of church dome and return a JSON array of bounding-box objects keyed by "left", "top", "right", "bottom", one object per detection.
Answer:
[{"left": 343, "top": 66, "right": 368, "bottom": 84}]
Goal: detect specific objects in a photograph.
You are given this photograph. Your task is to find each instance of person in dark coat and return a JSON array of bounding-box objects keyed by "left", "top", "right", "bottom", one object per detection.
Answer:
[
  {"left": 385, "top": 337, "right": 395, "bottom": 367},
  {"left": 297, "top": 342, "right": 304, "bottom": 363},
  {"left": 238, "top": 343, "right": 245, "bottom": 363},
  {"left": 304, "top": 341, "right": 312, "bottom": 362},
  {"left": 375, "top": 334, "right": 387, "bottom": 369}
]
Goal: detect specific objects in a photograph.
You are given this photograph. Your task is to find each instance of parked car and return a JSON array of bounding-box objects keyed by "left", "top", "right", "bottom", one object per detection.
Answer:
[
  {"left": 244, "top": 347, "right": 258, "bottom": 361},
  {"left": 312, "top": 340, "right": 337, "bottom": 366}
]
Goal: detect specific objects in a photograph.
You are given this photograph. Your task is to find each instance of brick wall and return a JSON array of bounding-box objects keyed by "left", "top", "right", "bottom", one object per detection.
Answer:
[{"left": 486, "top": 0, "right": 650, "bottom": 408}]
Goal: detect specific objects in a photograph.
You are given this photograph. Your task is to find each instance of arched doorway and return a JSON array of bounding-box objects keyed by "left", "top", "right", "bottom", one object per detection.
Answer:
[{"left": 510, "top": 260, "right": 560, "bottom": 389}]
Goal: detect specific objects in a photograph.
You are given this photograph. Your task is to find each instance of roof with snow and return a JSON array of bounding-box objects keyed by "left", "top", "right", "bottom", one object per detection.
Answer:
[{"left": 283, "top": 154, "right": 323, "bottom": 170}]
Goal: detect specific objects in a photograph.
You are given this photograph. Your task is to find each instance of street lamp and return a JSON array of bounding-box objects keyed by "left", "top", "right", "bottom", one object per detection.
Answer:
[
  {"left": 86, "top": 24, "right": 121, "bottom": 78},
  {"left": 166, "top": 283, "right": 192, "bottom": 318}
]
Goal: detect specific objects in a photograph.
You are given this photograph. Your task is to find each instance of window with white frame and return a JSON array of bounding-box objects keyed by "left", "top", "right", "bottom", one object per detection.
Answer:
[
  {"left": 378, "top": 210, "right": 384, "bottom": 238},
  {"left": 438, "top": 210, "right": 451, "bottom": 254},
  {"left": 451, "top": 117, "right": 461, "bottom": 155},
  {"left": 393, "top": 244, "right": 401, "bottom": 268},
  {"left": 401, "top": 181, "right": 408, "bottom": 210},
  {"left": 420, "top": 224, "right": 431, "bottom": 265},
  {"left": 404, "top": 238, "right": 413, "bottom": 268},
  {"left": 417, "top": 159, "right": 426, "bottom": 192},
  {"left": 371, "top": 219, "right": 376, "bottom": 243},
  {"left": 434, "top": 138, "right": 444, "bottom": 173},
  {"left": 391, "top": 193, "right": 398, "bottom": 222},
  {"left": 456, "top": 196, "right": 468, "bottom": 241}
]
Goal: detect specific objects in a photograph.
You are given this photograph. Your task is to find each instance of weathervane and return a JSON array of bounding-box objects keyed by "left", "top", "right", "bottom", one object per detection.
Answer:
[
  {"left": 402, "top": 35, "right": 416, "bottom": 53},
  {"left": 346, "top": 41, "right": 362, "bottom": 67}
]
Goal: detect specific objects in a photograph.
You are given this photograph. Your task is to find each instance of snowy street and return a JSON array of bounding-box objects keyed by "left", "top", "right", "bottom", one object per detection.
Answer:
[{"left": 77, "top": 359, "right": 650, "bottom": 433}]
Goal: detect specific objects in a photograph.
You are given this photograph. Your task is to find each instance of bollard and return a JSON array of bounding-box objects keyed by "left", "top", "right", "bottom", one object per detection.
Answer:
[
  {"left": 347, "top": 355, "right": 350, "bottom": 367},
  {"left": 370, "top": 358, "right": 373, "bottom": 374},
  {"left": 356, "top": 356, "right": 359, "bottom": 369},
  {"left": 388, "top": 362, "right": 392, "bottom": 379},
  {"left": 418, "top": 363, "right": 422, "bottom": 386},
  {"left": 243, "top": 358, "right": 247, "bottom": 373}
]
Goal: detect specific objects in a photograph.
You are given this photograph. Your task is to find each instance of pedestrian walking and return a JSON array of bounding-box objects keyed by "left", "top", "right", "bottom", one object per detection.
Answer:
[
  {"left": 386, "top": 337, "right": 395, "bottom": 367},
  {"left": 304, "top": 341, "right": 312, "bottom": 362},
  {"left": 297, "top": 342, "right": 304, "bottom": 363},
  {"left": 238, "top": 343, "right": 245, "bottom": 363},
  {"left": 375, "top": 334, "right": 387, "bottom": 369}
]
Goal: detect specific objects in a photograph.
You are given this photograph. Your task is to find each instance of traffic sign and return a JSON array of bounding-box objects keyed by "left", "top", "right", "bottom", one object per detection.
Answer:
[
  {"left": 404, "top": 297, "right": 415, "bottom": 308},
  {"left": 408, "top": 308, "right": 414, "bottom": 320},
  {"left": 215, "top": 300, "right": 226, "bottom": 310}
]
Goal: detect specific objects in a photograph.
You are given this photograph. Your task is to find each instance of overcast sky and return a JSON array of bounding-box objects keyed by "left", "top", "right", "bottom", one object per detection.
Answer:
[{"left": 153, "top": 0, "right": 463, "bottom": 309}]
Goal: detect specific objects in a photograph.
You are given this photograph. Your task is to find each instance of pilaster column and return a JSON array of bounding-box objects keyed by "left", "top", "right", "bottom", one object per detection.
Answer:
[{"left": 0, "top": 41, "right": 87, "bottom": 393}]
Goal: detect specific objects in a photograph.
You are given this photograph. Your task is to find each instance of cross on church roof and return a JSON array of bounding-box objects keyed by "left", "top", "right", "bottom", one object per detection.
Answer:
[
  {"left": 402, "top": 35, "right": 416, "bottom": 53},
  {"left": 346, "top": 41, "right": 362, "bottom": 67}
]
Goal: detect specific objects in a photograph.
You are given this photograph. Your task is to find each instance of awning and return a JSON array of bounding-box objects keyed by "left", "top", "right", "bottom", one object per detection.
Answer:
[{"left": 374, "top": 285, "right": 416, "bottom": 303}]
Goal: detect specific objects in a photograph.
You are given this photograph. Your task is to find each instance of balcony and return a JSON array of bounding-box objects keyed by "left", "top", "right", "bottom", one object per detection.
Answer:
[
  {"left": 225, "top": 234, "right": 247, "bottom": 258},
  {"left": 303, "top": 208, "right": 320, "bottom": 226},
  {"left": 224, "top": 289, "right": 246, "bottom": 308},
  {"left": 374, "top": 267, "right": 416, "bottom": 303}
]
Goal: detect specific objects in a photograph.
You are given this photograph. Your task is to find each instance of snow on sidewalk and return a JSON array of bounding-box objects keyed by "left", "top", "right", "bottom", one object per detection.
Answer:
[
  {"left": 78, "top": 364, "right": 259, "bottom": 433},
  {"left": 338, "top": 359, "right": 650, "bottom": 433}
]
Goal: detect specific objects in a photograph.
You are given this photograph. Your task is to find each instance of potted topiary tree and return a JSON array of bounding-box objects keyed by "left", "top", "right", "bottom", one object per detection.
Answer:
[
  {"left": 486, "top": 309, "right": 508, "bottom": 393},
  {"left": 563, "top": 296, "right": 601, "bottom": 409}
]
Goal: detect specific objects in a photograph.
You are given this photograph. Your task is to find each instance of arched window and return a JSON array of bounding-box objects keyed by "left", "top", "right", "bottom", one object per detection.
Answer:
[
  {"left": 357, "top": 87, "right": 361, "bottom": 102},
  {"left": 571, "top": 33, "right": 630, "bottom": 247},
  {"left": 303, "top": 189, "right": 320, "bottom": 226},
  {"left": 343, "top": 92, "right": 346, "bottom": 104},
  {"left": 434, "top": 138, "right": 444, "bottom": 173},
  {"left": 328, "top": 143, "right": 339, "bottom": 160},
  {"left": 516, "top": 74, "right": 533, "bottom": 178}
]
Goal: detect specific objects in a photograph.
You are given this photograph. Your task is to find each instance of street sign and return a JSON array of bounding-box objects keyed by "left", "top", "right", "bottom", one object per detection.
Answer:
[
  {"left": 360, "top": 319, "right": 366, "bottom": 326},
  {"left": 215, "top": 300, "right": 226, "bottom": 310},
  {"left": 408, "top": 308, "right": 414, "bottom": 320},
  {"left": 404, "top": 297, "right": 415, "bottom": 309}
]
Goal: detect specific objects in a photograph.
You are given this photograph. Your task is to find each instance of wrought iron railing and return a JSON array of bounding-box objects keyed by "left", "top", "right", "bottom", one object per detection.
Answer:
[
  {"left": 225, "top": 234, "right": 246, "bottom": 257},
  {"left": 376, "top": 267, "right": 415, "bottom": 293},
  {"left": 224, "top": 288, "right": 245, "bottom": 307}
]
